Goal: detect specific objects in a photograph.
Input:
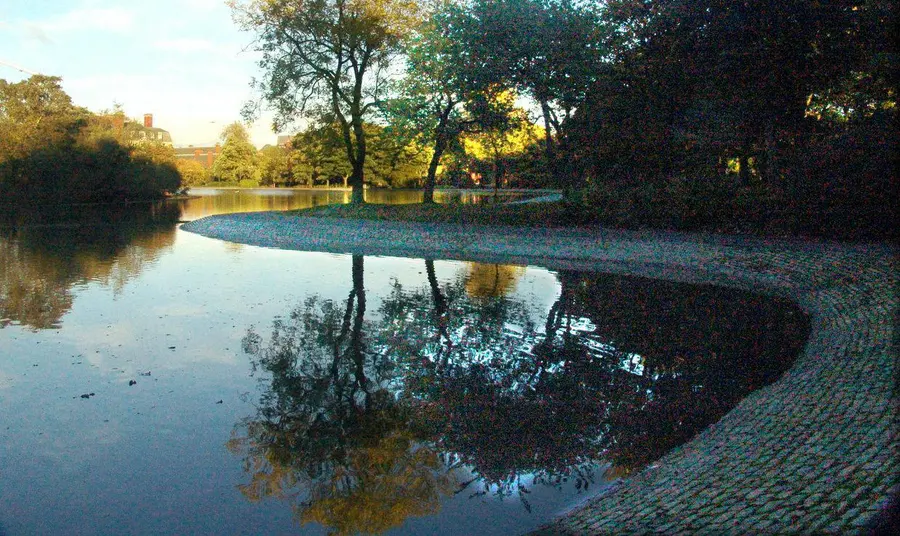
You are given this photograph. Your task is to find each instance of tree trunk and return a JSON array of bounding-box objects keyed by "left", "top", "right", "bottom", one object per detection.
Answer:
[
  {"left": 349, "top": 167, "right": 364, "bottom": 203},
  {"left": 493, "top": 158, "right": 504, "bottom": 201},
  {"left": 424, "top": 101, "right": 456, "bottom": 204},
  {"left": 349, "top": 117, "right": 366, "bottom": 204},
  {"left": 540, "top": 99, "right": 557, "bottom": 167},
  {"left": 424, "top": 135, "right": 447, "bottom": 204},
  {"left": 759, "top": 124, "right": 776, "bottom": 186},
  {"left": 738, "top": 135, "right": 753, "bottom": 187},
  {"left": 738, "top": 154, "right": 749, "bottom": 186}
]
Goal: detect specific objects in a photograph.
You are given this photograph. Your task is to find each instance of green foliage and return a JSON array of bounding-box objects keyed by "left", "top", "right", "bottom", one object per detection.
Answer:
[
  {"left": 0, "top": 76, "right": 181, "bottom": 205},
  {"left": 175, "top": 159, "right": 210, "bottom": 187},
  {"left": 230, "top": 0, "right": 423, "bottom": 203},
  {"left": 290, "top": 123, "right": 352, "bottom": 186},
  {"left": 0, "top": 75, "right": 87, "bottom": 161},
  {"left": 442, "top": 0, "right": 606, "bottom": 192},
  {"left": 221, "top": 0, "right": 893, "bottom": 236},
  {"left": 211, "top": 122, "right": 259, "bottom": 184},
  {"left": 364, "top": 124, "right": 430, "bottom": 188},
  {"left": 561, "top": 0, "right": 898, "bottom": 237},
  {"left": 256, "top": 145, "right": 286, "bottom": 186},
  {"left": 282, "top": 121, "right": 428, "bottom": 188}
]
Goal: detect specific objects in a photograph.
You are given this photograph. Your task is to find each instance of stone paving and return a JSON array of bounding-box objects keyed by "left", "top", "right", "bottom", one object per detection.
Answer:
[{"left": 182, "top": 213, "right": 898, "bottom": 534}]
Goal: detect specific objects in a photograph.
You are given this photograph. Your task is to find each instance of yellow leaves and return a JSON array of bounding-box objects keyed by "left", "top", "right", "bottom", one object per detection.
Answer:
[
  {"left": 347, "top": 0, "right": 422, "bottom": 38},
  {"left": 602, "top": 464, "right": 632, "bottom": 480},
  {"left": 228, "top": 415, "right": 454, "bottom": 534},
  {"left": 298, "top": 432, "right": 453, "bottom": 534},
  {"left": 461, "top": 110, "right": 542, "bottom": 161},
  {"left": 463, "top": 263, "right": 525, "bottom": 300}
]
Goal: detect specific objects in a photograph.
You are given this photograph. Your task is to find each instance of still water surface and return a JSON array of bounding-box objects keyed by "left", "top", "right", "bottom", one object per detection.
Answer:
[{"left": 0, "top": 190, "right": 808, "bottom": 535}]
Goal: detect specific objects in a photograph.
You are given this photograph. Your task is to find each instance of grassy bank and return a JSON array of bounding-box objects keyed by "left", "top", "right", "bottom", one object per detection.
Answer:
[
  {"left": 291, "top": 196, "right": 897, "bottom": 240},
  {"left": 291, "top": 201, "right": 574, "bottom": 228}
]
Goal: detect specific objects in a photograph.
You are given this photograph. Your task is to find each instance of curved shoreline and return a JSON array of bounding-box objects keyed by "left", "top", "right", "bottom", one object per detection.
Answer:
[{"left": 182, "top": 212, "right": 898, "bottom": 534}]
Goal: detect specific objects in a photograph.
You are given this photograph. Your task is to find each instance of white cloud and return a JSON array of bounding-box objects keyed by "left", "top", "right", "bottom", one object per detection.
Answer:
[
  {"left": 183, "top": 0, "right": 229, "bottom": 9},
  {"left": 25, "top": 24, "right": 53, "bottom": 45},
  {"left": 153, "top": 38, "right": 218, "bottom": 53},
  {"left": 39, "top": 7, "right": 135, "bottom": 34}
]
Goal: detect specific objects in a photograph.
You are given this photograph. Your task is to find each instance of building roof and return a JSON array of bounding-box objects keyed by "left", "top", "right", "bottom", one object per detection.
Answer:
[
  {"left": 174, "top": 145, "right": 219, "bottom": 156},
  {"left": 124, "top": 122, "right": 172, "bottom": 144}
]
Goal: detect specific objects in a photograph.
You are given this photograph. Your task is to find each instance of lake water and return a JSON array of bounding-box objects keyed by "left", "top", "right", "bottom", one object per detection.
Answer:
[{"left": 0, "top": 190, "right": 809, "bottom": 535}]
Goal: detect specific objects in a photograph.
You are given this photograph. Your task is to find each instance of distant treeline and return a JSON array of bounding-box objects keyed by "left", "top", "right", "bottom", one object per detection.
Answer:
[
  {"left": 0, "top": 76, "right": 181, "bottom": 207},
  {"left": 185, "top": 115, "right": 545, "bottom": 191}
]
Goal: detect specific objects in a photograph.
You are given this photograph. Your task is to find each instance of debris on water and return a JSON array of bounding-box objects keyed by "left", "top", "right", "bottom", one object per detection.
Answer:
[
  {"left": 128, "top": 380, "right": 137, "bottom": 386},
  {"left": 140, "top": 371, "right": 151, "bottom": 376},
  {"left": 216, "top": 400, "right": 223, "bottom": 404},
  {"left": 168, "top": 346, "right": 176, "bottom": 350},
  {"left": 78, "top": 393, "right": 95, "bottom": 399}
]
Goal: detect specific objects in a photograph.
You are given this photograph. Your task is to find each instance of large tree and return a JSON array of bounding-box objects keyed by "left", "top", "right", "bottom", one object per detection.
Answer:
[
  {"left": 443, "top": 0, "right": 606, "bottom": 194},
  {"left": 0, "top": 75, "right": 86, "bottom": 162},
  {"left": 388, "top": 3, "right": 469, "bottom": 203},
  {"left": 584, "top": 0, "right": 898, "bottom": 187},
  {"left": 230, "top": 0, "right": 420, "bottom": 204}
]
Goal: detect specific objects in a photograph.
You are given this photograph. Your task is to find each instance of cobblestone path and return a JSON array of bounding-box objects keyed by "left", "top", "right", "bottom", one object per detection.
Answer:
[{"left": 182, "top": 214, "right": 898, "bottom": 534}]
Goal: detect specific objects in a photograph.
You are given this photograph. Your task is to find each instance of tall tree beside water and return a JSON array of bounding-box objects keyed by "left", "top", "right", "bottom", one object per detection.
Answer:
[
  {"left": 230, "top": 0, "right": 421, "bottom": 204},
  {"left": 211, "top": 122, "right": 260, "bottom": 185}
]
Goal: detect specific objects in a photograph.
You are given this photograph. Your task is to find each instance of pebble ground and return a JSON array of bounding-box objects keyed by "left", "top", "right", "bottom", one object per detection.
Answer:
[{"left": 182, "top": 213, "right": 898, "bottom": 534}]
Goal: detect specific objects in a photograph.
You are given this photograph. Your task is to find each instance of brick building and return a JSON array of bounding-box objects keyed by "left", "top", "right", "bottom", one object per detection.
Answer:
[{"left": 174, "top": 143, "right": 222, "bottom": 169}]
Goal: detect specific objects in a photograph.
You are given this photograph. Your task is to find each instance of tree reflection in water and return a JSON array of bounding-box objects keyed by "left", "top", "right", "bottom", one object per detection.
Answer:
[
  {"left": 228, "top": 256, "right": 454, "bottom": 534},
  {"left": 230, "top": 256, "right": 809, "bottom": 534},
  {"left": 0, "top": 202, "right": 182, "bottom": 330}
]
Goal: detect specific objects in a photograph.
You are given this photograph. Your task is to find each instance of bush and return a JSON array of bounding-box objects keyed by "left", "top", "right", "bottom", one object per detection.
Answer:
[
  {"left": 238, "top": 178, "right": 260, "bottom": 188},
  {"left": 577, "top": 174, "right": 739, "bottom": 231},
  {"left": 176, "top": 159, "right": 210, "bottom": 187}
]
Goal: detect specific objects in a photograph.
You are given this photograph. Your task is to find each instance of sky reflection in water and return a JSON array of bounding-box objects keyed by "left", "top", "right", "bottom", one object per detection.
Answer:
[{"left": 0, "top": 192, "right": 808, "bottom": 535}]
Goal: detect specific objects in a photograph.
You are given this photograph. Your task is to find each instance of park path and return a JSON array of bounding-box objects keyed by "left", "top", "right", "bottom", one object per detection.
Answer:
[{"left": 182, "top": 213, "right": 898, "bottom": 534}]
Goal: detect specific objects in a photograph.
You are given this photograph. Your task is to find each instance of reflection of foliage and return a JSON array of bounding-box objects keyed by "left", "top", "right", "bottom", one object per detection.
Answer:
[
  {"left": 298, "top": 430, "right": 452, "bottom": 535},
  {"left": 0, "top": 237, "right": 74, "bottom": 330},
  {"left": 230, "top": 256, "right": 454, "bottom": 534},
  {"left": 0, "top": 203, "right": 182, "bottom": 330},
  {"left": 232, "top": 258, "right": 809, "bottom": 530},
  {"left": 462, "top": 262, "right": 525, "bottom": 300},
  {"left": 567, "top": 273, "right": 810, "bottom": 469},
  {"left": 388, "top": 267, "right": 608, "bottom": 498},
  {"left": 407, "top": 361, "right": 605, "bottom": 500}
]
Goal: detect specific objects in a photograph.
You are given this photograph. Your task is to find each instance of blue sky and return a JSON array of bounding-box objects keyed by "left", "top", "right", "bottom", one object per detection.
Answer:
[{"left": 0, "top": 0, "right": 288, "bottom": 147}]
